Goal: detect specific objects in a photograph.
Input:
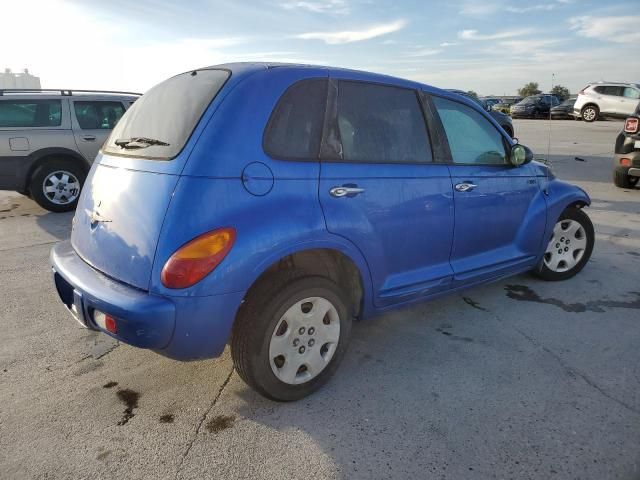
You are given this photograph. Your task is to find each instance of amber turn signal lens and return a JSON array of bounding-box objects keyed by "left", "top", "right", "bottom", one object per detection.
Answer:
[{"left": 161, "top": 228, "right": 236, "bottom": 289}]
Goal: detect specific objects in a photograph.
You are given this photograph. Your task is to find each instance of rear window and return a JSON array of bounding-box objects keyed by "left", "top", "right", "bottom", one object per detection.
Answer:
[
  {"left": 103, "top": 69, "right": 230, "bottom": 159},
  {"left": 0, "top": 99, "right": 61, "bottom": 128}
]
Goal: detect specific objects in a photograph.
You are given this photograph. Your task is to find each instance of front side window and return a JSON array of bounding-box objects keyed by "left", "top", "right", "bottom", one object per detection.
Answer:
[
  {"left": 336, "top": 82, "right": 432, "bottom": 163},
  {"left": 263, "top": 79, "right": 327, "bottom": 159},
  {"left": 623, "top": 87, "right": 640, "bottom": 99},
  {"left": 433, "top": 96, "right": 507, "bottom": 165},
  {"left": 0, "top": 99, "right": 61, "bottom": 127},
  {"left": 74, "top": 101, "right": 125, "bottom": 130}
]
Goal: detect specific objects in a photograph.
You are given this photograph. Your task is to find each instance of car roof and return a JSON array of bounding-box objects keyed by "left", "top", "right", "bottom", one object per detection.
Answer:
[
  {"left": 0, "top": 93, "right": 139, "bottom": 101},
  {"left": 198, "top": 62, "right": 476, "bottom": 107}
]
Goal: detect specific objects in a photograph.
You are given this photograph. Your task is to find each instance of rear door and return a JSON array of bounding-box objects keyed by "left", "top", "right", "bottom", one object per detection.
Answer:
[
  {"left": 319, "top": 77, "right": 454, "bottom": 307},
  {"left": 621, "top": 87, "right": 640, "bottom": 115},
  {"left": 430, "top": 95, "right": 546, "bottom": 287},
  {"left": 71, "top": 100, "right": 126, "bottom": 161}
]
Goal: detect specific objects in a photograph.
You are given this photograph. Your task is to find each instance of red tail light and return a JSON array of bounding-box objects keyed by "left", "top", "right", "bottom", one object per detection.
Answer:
[
  {"left": 94, "top": 310, "right": 117, "bottom": 334},
  {"left": 161, "top": 228, "right": 236, "bottom": 289},
  {"left": 624, "top": 117, "right": 639, "bottom": 134}
]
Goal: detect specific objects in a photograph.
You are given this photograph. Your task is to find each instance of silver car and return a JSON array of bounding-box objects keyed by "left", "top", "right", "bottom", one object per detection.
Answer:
[
  {"left": 0, "top": 89, "right": 139, "bottom": 212},
  {"left": 573, "top": 82, "right": 640, "bottom": 123}
]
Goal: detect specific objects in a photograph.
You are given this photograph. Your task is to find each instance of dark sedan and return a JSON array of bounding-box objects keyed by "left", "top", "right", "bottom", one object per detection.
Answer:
[
  {"left": 551, "top": 98, "right": 576, "bottom": 119},
  {"left": 447, "top": 90, "right": 514, "bottom": 137}
]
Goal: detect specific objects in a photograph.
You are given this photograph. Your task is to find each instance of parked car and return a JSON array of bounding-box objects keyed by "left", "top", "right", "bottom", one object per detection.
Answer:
[
  {"left": 550, "top": 98, "right": 577, "bottom": 119},
  {"left": 50, "top": 63, "right": 594, "bottom": 401},
  {"left": 493, "top": 98, "right": 521, "bottom": 115},
  {"left": 447, "top": 90, "right": 514, "bottom": 137},
  {"left": 482, "top": 97, "right": 502, "bottom": 109},
  {"left": 511, "top": 94, "right": 560, "bottom": 119},
  {"left": 613, "top": 104, "right": 640, "bottom": 188},
  {"left": 0, "top": 89, "right": 139, "bottom": 212},
  {"left": 574, "top": 82, "right": 640, "bottom": 123}
]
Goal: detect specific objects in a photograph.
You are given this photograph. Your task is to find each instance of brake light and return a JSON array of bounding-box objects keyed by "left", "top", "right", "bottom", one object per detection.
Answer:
[
  {"left": 624, "top": 117, "right": 639, "bottom": 134},
  {"left": 161, "top": 228, "right": 236, "bottom": 289},
  {"left": 620, "top": 158, "right": 631, "bottom": 167}
]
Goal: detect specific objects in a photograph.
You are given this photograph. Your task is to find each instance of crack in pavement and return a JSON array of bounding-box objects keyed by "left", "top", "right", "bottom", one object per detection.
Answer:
[
  {"left": 497, "top": 312, "right": 640, "bottom": 417},
  {"left": 174, "top": 367, "right": 234, "bottom": 480},
  {"left": 0, "top": 240, "right": 59, "bottom": 252}
]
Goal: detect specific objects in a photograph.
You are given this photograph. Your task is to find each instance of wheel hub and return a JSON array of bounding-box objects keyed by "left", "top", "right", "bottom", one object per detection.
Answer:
[
  {"left": 543, "top": 219, "right": 587, "bottom": 272},
  {"left": 269, "top": 296, "right": 340, "bottom": 385},
  {"left": 43, "top": 170, "right": 80, "bottom": 205}
]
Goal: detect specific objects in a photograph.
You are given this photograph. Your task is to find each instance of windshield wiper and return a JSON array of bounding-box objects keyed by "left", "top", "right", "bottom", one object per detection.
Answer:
[{"left": 114, "top": 137, "right": 170, "bottom": 149}]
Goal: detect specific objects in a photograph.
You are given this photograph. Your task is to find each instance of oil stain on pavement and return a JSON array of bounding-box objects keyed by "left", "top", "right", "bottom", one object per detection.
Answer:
[
  {"left": 505, "top": 285, "right": 640, "bottom": 313},
  {"left": 116, "top": 389, "right": 140, "bottom": 426},
  {"left": 206, "top": 415, "right": 235, "bottom": 433}
]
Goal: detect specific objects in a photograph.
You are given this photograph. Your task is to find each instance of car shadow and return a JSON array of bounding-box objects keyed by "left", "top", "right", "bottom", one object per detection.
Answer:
[{"left": 36, "top": 211, "right": 74, "bottom": 240}]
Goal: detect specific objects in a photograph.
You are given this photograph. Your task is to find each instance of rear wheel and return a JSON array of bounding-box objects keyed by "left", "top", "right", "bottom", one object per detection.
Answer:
[
  {"left": 613, "top": 170, "right": 639, "bottom": 189},
  {"left": 30, "top": 158, "right": 86, "bottom": 212},
  {"left": 533, "top": 207, "right": 594, "bottom": 281},
  {"left": 231, "top": 273, "right": 352, "bottom": 401},
  {"left": 581, "top": 105, "right": 599, "bottom": 122}
]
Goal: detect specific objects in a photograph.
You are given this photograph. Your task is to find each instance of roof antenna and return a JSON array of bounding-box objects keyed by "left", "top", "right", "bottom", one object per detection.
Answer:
[{"left": 546, "top": 72, "right": 555, "bottom": 167}]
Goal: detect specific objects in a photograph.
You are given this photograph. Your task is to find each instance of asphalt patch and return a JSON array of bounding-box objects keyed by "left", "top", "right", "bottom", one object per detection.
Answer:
[
  {"left": 505, "top": 285, "right": 640, "bottom": 313},
  {"left": 116, "top": 389, "right": 140, "bottom": 426},
  {"left": 206, "top": 415, "right": 235, "bottom": 433}
]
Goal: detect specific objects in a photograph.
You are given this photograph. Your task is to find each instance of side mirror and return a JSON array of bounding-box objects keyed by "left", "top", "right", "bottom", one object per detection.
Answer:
[{"left": 510, "top": 144, "right": 533, "bottom": 166}]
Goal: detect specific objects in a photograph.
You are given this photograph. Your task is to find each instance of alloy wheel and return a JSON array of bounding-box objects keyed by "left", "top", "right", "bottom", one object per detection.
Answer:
[
  {"left": 42, "top": 170, "right": 81, "bottom": 205},
  {"left": 543, "top": 219, "right": 587, "bottom": 272}
]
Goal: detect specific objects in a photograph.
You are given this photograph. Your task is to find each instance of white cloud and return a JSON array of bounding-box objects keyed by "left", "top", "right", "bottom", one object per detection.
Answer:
[
  {"left": 404, "top": 49, "right": 442, "bottom": 58},
  {"left": 497, "top": 38, "right": 563, "bottom": 55},
  {"left": 280, "top": 0, "right": 350, "bottom": 14},
  {"left": 458, "top": 28, "right": 534, "bottom": 40},
  {"left": 459, "top": 1, "right": 501, "bottom": 16},
  {"left": 296, "top": 20, "right": 407, "bottom": 44},
  {"left": 569, "top": 15, "right": 640, "bottom": 43},
  {"left": 439, "top": 42, "right": 459, "bottom": 47},
  {"left": 506, "top": 4, "right": 556, "bottom": 13}
]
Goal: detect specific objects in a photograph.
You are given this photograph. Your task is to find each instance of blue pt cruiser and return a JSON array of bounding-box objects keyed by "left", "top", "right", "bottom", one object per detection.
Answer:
[{"left": 51, "top": 63, "right": 594, "bottom": 401}]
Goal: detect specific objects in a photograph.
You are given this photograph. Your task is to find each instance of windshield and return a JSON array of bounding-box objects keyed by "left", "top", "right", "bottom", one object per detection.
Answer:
[
  {"left": 103, "top": 69, "right": 230, "bottom": 160},
  {"left": 520, "top": 97, "right": 539, "bottom": 105}
]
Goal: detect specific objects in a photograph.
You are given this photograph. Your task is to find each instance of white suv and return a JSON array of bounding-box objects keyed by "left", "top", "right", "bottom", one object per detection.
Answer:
[
  {"left": 574, "top": 82, "right": 640, "bottom": 122},
  {"left": 0, "top": 89, "right": 139, "bottom": 212}
]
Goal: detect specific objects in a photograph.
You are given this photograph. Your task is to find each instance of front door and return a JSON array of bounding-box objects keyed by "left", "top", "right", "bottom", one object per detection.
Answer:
[
  {"left": 431, "top": 95, "right": 547, "bottom": 287},
  {"left": 71, "top": 100, "right": 125, "bottom": 162},
  {"left": 319, "top": 78, "right": 454, "bottom": 307}
]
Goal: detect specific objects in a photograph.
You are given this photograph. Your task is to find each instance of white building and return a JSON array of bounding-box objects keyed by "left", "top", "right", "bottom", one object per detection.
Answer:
[{"left": 0, "top": 68, "right": 41, "bottom": 89}]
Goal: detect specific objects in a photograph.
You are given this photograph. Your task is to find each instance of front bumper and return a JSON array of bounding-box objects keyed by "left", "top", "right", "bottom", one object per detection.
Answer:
[{"left": 51, "top": 241, "right": 244, "bottom": 360}]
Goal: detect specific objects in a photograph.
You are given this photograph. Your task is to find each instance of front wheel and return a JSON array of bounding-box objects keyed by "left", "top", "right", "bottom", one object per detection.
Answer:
[
  {"left": 231, "top": 274, "right": 352, "bottom": 401},
  {"left": 533, "top": 207, "right": 594, "bottom": 281}
]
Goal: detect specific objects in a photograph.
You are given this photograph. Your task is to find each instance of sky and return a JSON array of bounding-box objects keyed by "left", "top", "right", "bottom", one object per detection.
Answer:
[{"left": 2, "top": 0, "right": 639, "bottom": 96}]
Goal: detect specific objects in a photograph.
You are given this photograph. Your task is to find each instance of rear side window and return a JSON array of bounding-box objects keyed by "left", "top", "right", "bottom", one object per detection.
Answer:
[
  {"left": 74, "top": 101, "right": 125, "bottom": 129},
  {"left": 433, "top": 96, "right": 507, "bottom": 165},
  {"left": 264, "top": 79, "right": 327, "bottom": 159},
  {"left": 103, "top": 69, "right": 230, "bottom": 160},
  {"left": 595, "top": 86, "right": 623, "bottom": 96},
  {"left": 336, "top": 82, "right": 432, "bottom": 163},
  {"left": 0, "top": 99, "right": 61, "bottom": 127}
]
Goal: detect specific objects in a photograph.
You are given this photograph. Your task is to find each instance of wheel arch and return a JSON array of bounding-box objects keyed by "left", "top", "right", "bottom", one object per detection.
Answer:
[
  {"left": 22, "top": 147, "right": 90, "bottom": 193},
  {"left": 242, "top": 242, "right": 374, "bottom": 321}
]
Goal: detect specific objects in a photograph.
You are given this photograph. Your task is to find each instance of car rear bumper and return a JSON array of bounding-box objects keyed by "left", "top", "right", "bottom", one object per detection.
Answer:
[
  {"left": 613, "top": 151, "right": 640, "bottom": 176},
  {"left": 50, "top": 241, "right": 243, "bottom": 360}
]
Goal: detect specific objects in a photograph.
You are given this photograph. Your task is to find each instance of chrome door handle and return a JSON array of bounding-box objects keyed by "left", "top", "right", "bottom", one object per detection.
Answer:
[
  {"left": 455, "top": 182, "right": 478, "bottom": 192},
  {"left": 329, "top": 186, "right": 365, "bottom": 197},
  {"left": 82, "top": 135, "right": 96, "bottom": 141}
]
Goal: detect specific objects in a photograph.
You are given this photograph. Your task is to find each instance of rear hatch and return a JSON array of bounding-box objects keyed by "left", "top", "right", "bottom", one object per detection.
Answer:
[{"left": 71, "top": 68, "right": 231, "bottom": 290}]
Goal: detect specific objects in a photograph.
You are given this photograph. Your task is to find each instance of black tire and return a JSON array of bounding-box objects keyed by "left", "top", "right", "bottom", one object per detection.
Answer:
[
  {"left": 613, "top": 170, "right": 638, "bottom": 189},
  {"left": 581, "top": 105, "right": 599, "bottom": 122},
  {"left": 29, "top": 158, "right": 87, "bottom": 213},
  {"left": 532, "top": 207, "right": 594, "bottom": 281},
  {"left": 231, "top": 272, "right": 353, "bottom": 401}
]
